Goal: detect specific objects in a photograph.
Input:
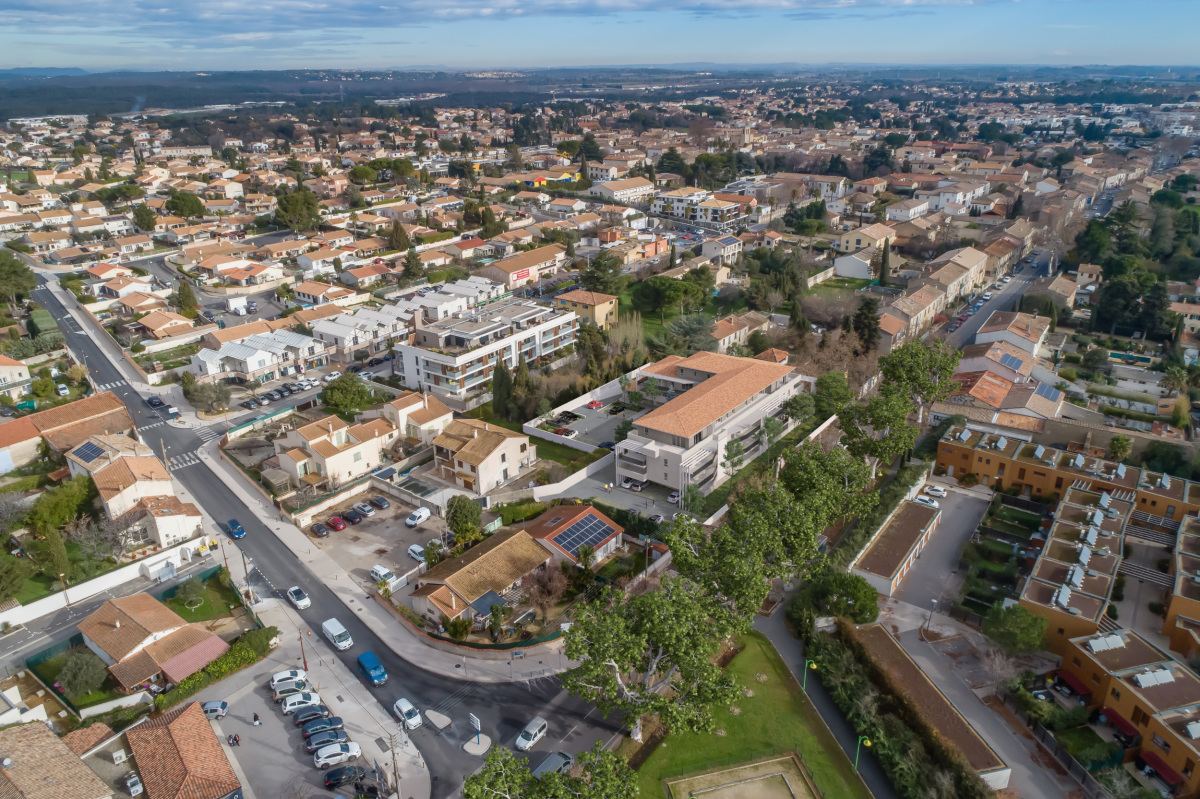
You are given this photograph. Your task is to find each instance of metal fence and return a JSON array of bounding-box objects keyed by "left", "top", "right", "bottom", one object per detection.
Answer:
[
  {"left": 999, "top": 494, "right": 1051, "bottom": 515},
  {"left": 151, "top": 565, "right": 223, "bottom": 602},
  {"left": 1001, "top": 693, "right": 1116, "bottom": 799}
]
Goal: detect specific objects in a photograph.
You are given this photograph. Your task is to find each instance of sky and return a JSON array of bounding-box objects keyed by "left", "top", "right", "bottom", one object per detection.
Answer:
[{"left": 0, "top": 0, "right": 1195, "bottom": 72}]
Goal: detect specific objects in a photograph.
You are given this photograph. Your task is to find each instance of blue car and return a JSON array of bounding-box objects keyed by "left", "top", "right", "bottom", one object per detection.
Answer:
[{"left": 227, "top": 519, "right": 245, "bottom": 539}]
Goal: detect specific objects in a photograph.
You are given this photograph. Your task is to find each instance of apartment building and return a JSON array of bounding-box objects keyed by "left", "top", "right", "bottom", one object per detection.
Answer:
[
  {"left": 554, "top": 290, "right": 618, "bottom": 330},
  {"left": 368, "top": 391, "right": 454, "bottom": 445},
  {"left": 835, "top": 222, "right": 898, "bottom": 254},
  {"left": 0, "top": 355, "right": 31, "bottom": 401},
  {"left": 650, "top": 187, "right": 712, "bottom": 222},
  {"left": 1163, "top": 515, "right": 1200, "bottom": 659},
  {"left": 587, "top": 176, "right": 657, "bottom": 203},
  {"left": 474, "top": 244, "right": 567, "bottom": 290},
  {"left": 431, "top": 418, "right": 536, "bottom": 494},
  {"left": 190, "top": 330, "right": 327, "bottom": 384},
  {"left": 391, "top": 297, "right": 578, "bottom": 408},
  {"left": 615, "top": 352, "right": 811, "bottom": 496},
  {"left": 275, "top": 415, "right": 398, "bottom": 487}
]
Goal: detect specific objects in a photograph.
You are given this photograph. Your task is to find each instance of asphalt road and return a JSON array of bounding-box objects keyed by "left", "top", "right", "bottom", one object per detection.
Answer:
[
  {"left": 939, "top": 253, "right": 1051, "bottom": 349},
  {"left": 27, "top": 273, "right": 623, "bottom": 798}
]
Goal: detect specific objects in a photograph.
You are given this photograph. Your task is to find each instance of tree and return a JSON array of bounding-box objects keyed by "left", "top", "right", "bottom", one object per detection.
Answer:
[
  {"left": 275, "top": 188, "right": 321, "bottom": 231},
  {"left": 403, "top": 249, "right": 424, "bottom": 280},
  {"left": 852, "top": 296, "right": 880, "bottom": 355},
  {"left": 780, "top": 393, "right": 814, "bottom": 427},
  {"left": 1163, "top": 365, "right": 1189, "bottom": 398},
  {"left": 176, "top": 280, "right": 199, "bottom": 318},
  {"left": 878, "top": 239, "right": 891, "bottom": 285},
  {"left": 813, "top": 371, "right": 853, "bottom": 421},
  {"left": 983, "top": 604, "right": 1047, "bottom": 655},
  {"left": 793, "top": 572, "right": 880, "bottom": 624},
  {"left": 132, "top": 204, "right": 157, "bottom": 232},
  {"left": 877, "top": 339, "right": 960, "bottom": 424},
  {"left": 1082, "top": 347, "right": 1110, "bottom": 371},
  {"left": 0, "top": 493, "right": 27, "bottom": 535},
  {"left": 165, "top": 191, "right": 205, "bottom": 219},
  {"left": 0, "top": 252, "right": 37, "bottom": 307},
  {"left": 66, "top": 364, "right": 88, "bottom": 385},
  {"left": 462, "top": 742, "right": 636, "bottom": 799},
  {"left": 562, "top": 580, "right": 739, "bottom": 734},
  {"left": 722, "top": 440, "right": 745, "bottom": 478},
  {"left": 347, "top": 164, "right": 377, "bottom": 185},
  {"left": 760, "top": 416, "right": 785, "bottom": 451},
  {"left": 579, "top": 250, "right": 623, "bottom": 295},
  {"left": 446, "top": 494, "right": 482, "bottom": 541},
  {"left": 424, "top": 540, "right": 443, "bottom": 568},
  {"left": 321, "top": 375, "right": 371, "bottom": 413},
  {"left": 1108, "top": 434, "right": 1132, "bottom": 463},
  {"left": 57, "top": 648, "right": 108, "bottom": 699},
  {"left": 779, "top": 442, "right": 876, "bottom": 537},
  {"left": 176, "top": 576, "right": 205, "bottom": 606},
  {"left": 680, "top": 483, "right": 704, "bottom": 515},
  {"left": 657, "top": 147, "right": 686, "bottom": 175},
  {"left": 491, "top": 359, "right": 513, "bottom": 420},
  {"left": 613, "top": 419, "right": 633, "bottom": 442},
  {"left": 527, "top": 566, "right": 566, "bottom": 621},
  {"left": 0, "top": 555, "right": 28, "bottom": 603},
  {"left": 386, "top": 220, "right": 411, "bottom": 252}
]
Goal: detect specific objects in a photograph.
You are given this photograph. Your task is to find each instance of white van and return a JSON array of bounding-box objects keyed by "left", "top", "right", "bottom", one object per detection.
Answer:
[
  {"left": 321, "top": 618, "right": 353, "bottom": 650},
  {"left": 370, "top": 565, "right": 397, "bottom": 587}
]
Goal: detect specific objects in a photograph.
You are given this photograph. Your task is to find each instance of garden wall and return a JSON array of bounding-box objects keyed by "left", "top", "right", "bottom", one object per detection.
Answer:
[
  {"left": 80, "top": 691, "right": 152, "bottom": 720},
  {"left": 531, "top": 452, "right": 614, "bottom": 501},
  {"left": 805, "top": 266, "right": 836, "bottom": 289},
  {"left": 204, "top": 277, "right": 291, "bottom": 296},
  {"left": 284, "top": 476, "right": 373, "bottom": 528},
  {"left": 137, "top": 324, "right": 218, "bottom": 354},
  {"left": 0, "top": 540, "right": 214, "bottom": 629}
]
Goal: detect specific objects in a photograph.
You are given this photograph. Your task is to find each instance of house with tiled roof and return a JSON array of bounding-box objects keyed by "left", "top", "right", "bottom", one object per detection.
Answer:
[
  {"left": 0, "top": 719, "right": 111, "bottom": 799},
  {"left": 522, "top": 504, "right": 624, "bottom": 566},
  {"left": 431, "top": 419, "right": 535, "bottom": 495},
  {"left": 1027, "top": 273, "right": 1078, "bottom": 309},
  {"left": 274, "top": 414, "right": 397, "bottom": 489},
  {"left": 974, "top": 310, "right": 1050, "bottom": 356},
  {"left": 0, "top": 354, "right": 31, "bottom": 402},
  {"left": 411, "top": 529, "right": 552, "bottom": 623},
  {"left": 711, "top": 311, "right": 770, "bottom": 354},
  {"left": 292, "top": 281, "right": 363, "bottom": 308},
  {"left": 136, "top": 310, "right": 194, "bottom": 340},
  {"left": 370, "top": 391, "right": 453, "bottom": 446},
  {"left": 125, "top": 701, "right": 241, "bottom": 799},
  {"left": 79, "top": 594, "right": 229, "bottom": 693},
  {"left": 617, "top": 352, "right": 811, "bottom": 496},
  {"left": 554, "top": 289, "right": 618, "bottom": 331}
]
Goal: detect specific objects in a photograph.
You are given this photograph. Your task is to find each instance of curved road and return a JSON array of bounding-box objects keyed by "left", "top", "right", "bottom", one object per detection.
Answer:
[{"left": 31, "top": 274, "right": 621, "bottom": 798}]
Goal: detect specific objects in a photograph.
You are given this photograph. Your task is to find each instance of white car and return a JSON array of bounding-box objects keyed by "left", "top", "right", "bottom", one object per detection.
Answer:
[
  {"left": 667, "top": 490, "right": 681, "bottom": 504},
  {"left": 281, "top": 692, "right": 323, "bottom": 715},
  {"left": 313, "top": 742, "right": 362, "bottom": 769},
  {"left": 407, "top": 543, "right": 427, "bottom": 563},
  {"left": 323, "top": 371, "right": 342, "bottom": 382},
  {"left": 393, "top": 698, "right": 422, "bottom": 730},
  {"left": 1002, "top": 276, "right": 1012, "bottom": 283},
  {"left": 286, "top": 586, "right": 311, "bottom": 610},
  {"left": 924, "top": 485, "right": 948, "bottom": 498},
  {"left": 269, "top": 669, "right": 307, "bottom": 690},
  {"left": 515, "top": 716, "right": 548, "bottom": 751},
  {"left": 620, "top": 476, "right": 635, "bottom": 489},
  {"left": 913, "top": 495, "right": 940, "bottom": 509},
  {"left": 56, "top": 384, "right": 69, "bottom": 397}
]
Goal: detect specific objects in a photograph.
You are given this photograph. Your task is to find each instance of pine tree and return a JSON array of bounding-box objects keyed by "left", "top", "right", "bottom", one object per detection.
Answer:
[
  {"left": 403, "top": 249, "right": 424, "bottom": 280},
  {"left": 491, "top": 359, "right": 512, "bottom": 420},
  {"left": 879, "top": 239, "right": 891, "bottom": 285}
]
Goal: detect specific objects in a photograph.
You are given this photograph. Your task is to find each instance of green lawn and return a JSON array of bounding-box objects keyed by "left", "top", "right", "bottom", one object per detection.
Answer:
[
  {"left": 163, "top": 575, "right": 242, "bottom": 623},
  {"left": 15, "top": 541, "right": 122, "bottom": 605},
  {"left": 468, "top": 402, "right": 606, "bottom": 473},
  {"left": 33, "top": 651, "right": 124, "bottom": 708},
  {"left": 634, "top": 632, "right": 873, "bottom": 799}
]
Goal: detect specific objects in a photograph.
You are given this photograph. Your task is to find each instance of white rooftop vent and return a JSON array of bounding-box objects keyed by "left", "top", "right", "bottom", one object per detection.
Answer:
[
  {"left": 111, "top": 750, "right": 127, "bottom": 765},
  {"left": 1187, "top": 721, "right": 1200, "bottom": 740},
  {"left": 1067, "top": 565, "right": 1085, "bottom": 589},
  {"left": 1116, "top": 463, "right": 1127, "bottom": 479},
  {"left": 1034, "top": 444, "right": 1046, "bottom": 459},
  {"left": 1055, "top": 585, "right": 1073, "bottom": 609},
  {"left": 1099, "top": 492, "right": 1111, "bottom": 509},
  {"left": 996, "top": 436, "right": 1009, "bottom": 450}
]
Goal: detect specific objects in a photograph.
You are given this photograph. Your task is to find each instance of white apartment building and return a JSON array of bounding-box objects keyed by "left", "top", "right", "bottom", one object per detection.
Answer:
[
  {"left": 190, "top": 330, "right": 327, "bottom": 383},
  {"left": 651, "top": 187, "right": 712, "bottom": 221},
  {"left": 391, "top": 297, "right": 578, "bottom": 409},
  {"left": 615, "top": 352, "right": 814, "bottom": 496}
]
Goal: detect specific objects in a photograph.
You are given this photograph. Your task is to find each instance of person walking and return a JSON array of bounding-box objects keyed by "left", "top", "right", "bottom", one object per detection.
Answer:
[
  {"left": 234, "top": 734, "right": 241, "bottom": 746},
  {"left": 252, "top": 713, "right": 261, "bottom": 726}
]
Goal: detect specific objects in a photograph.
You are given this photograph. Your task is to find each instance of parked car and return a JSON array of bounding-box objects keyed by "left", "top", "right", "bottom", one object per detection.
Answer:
[
  {"left": 146, "top": 396, "right": 165, "bottom": 409},
  {"left": 368, "top": 496, "right": 390, "bottom": 510},
  {"left": 554, "top": 428, "right": 577, "bottom": 438},
  {"left": 532, "top": 752, "right": 575, "bottom": 778},
  {"left": 649, "top": 514, "right": 665, "bottom": 524},
  {"left": 343, "top": 509, "right": 363, "bottom": 525},
  {"left": 667, "top": 490, "right": 681, "bottom": 504},
  {"left": 227, "top": 519, "right": 245, "bottom": 539},
  {"left": 598, "top": 441, "right": 615, "bottom": 449},
  {"left": 367, "top": 358, "right": 384, "bottom": 367},
  {"left": 240, "top": 400, "right": 259, "bottom": 410},
  {"left": 353, "top": 502, "right": 376, "bottom": 517},
  {"left": 292, "top": 705, "right": 333, "bottom": 727},
  {"left": 282, "top": 693, "right": 323, "bottom": 715},
  {"left": 913, "top": 495, "right": 940, "bottom": 509},
  {"left": 620, "top": 476, "right": 635, "bottom": 489},
  {"left": 393, "top": 698, "right": 422, "bottom": 730},
  {"left": 630, "top": 479, "right": 647, "bottom": 492},
  {"left": 314, "top": 742, "right": 362, "bottom": 769},
  {"left": 405, "top": 507, "right": 431, "bottom": 528},
  {"left": 302, "top": 716, "right": 345, "bottom": 739},
  {"left": 311, "top": 523, "right": 329, "bottom": 538},
  {"left": 407, "top": 543, "right": 427, "bottom": 562},
  {"left": 272, "top": 680, "right": 310, "bottom": 702},
  {"left": 286, "top": 586, "right": 312, "bottom": 609},
  {"left": 327, "top": 516, "right": 347, "bottom": 532},
  {"left": 585, "top": 400, "right": 603, "bottom": 410},
  {"left": 324, "top": 371, "right": 342, "bottom": 382},
  {"left": 947, "top": 324, "right": 959, "bottom": 333},
  {"left": 269, "top": 669, "right": 307, "bottom": 690},
  {"left": 306, "top": 730, "right": 350, "bottom": 753},
  {"left": 515, "top": 716, "right": 548, "bottom": 751},
  {"left": 55, "top": 384, "right": 69, "bottom": 397},
  {"left": 608, "top": 404, "right": 626, "bottom": 415},
  {"left": 201, "top": 701, "right": 228, "bottom": 719},
  {"left": 324, "top": 766, "right": 368, "bottom": 790},
  {"left": 924, "top": 485, "right": 948, "bottom": 498}
]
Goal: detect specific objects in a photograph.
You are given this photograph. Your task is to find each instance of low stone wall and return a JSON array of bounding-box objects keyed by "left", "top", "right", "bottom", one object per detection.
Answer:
[{"left": 80, "top": 691, "right": 152, "bottom": 720}]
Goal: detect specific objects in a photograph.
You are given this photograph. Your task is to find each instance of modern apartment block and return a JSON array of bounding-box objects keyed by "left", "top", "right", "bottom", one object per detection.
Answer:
[
  {"left": 614, "top": 352, "right": 813, "bottom": 495},
  {"left": 1163, "top": 515, "right": 1200, "bottom": 660},
  {"left": 391, "top": 297, "right": 578, "bottom": 410}
]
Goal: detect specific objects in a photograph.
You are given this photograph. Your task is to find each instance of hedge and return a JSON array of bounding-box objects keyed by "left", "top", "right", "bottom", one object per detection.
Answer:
[
  {"left": 153, "top": 627, "right": 277, "bottom": 710},
  {"left": 828, "top": 464, "right": 927, "bottom": 570}
]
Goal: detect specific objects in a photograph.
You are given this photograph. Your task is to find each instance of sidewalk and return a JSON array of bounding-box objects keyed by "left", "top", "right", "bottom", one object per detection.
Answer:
[{"left": 195, "top": 439, "right": 572, "bottom": 684}]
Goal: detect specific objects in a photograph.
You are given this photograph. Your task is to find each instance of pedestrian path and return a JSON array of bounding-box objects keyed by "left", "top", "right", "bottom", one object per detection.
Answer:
[
  {"left": 96, "top": 380, "right": 128, "bottom": 392},
  {"left": 167, "top": 452, "right": 202, "bottom": 471}
]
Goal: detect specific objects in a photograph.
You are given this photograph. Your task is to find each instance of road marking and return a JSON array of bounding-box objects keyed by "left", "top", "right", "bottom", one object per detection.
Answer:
[
  {"left": 96, "top": 381, "right": 128, "bottom": 391},
  {"left": 559, "top": 724, "right": 578, "bottom": 742},
  {"left": 168, "top": 453, "right": 201, "bottom": 471},
  {"left": 196, "top": 426, "right": 223, "bottom": 442}
]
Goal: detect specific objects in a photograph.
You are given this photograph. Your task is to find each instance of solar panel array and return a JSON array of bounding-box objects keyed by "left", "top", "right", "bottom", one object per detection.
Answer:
[
  {"left": 1035, "top": 383, "right": 1062, "bottom": 402},
  {"left": 999, "top": 353, "right": 1024, "bottom": 371},
  {"left": 551, "top": 513, "right": 616, "bottom": 558},
  {"left": 73, "top": 442, "right": 106, "bottom": 463}
]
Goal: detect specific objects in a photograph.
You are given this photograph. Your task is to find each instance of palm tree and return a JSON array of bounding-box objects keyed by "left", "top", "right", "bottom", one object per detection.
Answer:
[{"left": 1163, "top": 365, "right": 1189, "bottom": 398}]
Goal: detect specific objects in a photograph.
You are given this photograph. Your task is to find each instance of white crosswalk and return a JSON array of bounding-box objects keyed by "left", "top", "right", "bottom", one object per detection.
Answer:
[
  {"left": 167, "top": 453, "right": 201, "bottom": 471},
  {"left": 138, "top": 420, "right": 166, "bottom": 432},
  {"left": 95, "top": 381, "right": 128, "bottom": 392},
  {"left": 195, "top": 427, "right": 223, "bottom": 443}
]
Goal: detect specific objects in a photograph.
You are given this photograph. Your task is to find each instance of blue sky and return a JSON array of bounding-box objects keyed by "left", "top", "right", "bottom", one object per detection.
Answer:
[{"left": 0, "top": 0, "right": 1194, "bottom": 71}]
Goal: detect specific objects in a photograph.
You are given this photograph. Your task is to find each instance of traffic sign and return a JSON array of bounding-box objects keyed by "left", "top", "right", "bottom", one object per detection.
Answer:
[{"left": 469, "top": 713, "right": 480, "bottom": 731}]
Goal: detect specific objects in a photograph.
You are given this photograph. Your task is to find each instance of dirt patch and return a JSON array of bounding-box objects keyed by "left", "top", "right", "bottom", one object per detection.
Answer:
[
  {"left": 665, "top": 754, "right": 818, "bottom": 799},
  {"left": 982, "top": 695, "right": 1034, "bottom": 740}
]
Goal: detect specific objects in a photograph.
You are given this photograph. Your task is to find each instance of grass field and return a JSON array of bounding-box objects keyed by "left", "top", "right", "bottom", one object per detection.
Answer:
[
  {"left": 163, "top": 575, "right": 242, "bottom": 623},
  {"left": 635, "top": 632, "right": 873, "bottom": 799}
]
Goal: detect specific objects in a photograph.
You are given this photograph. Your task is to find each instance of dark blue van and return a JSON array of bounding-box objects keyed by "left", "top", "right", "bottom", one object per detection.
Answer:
[{"left": 356, "top": 651, "right": 388, "bottom": 686}]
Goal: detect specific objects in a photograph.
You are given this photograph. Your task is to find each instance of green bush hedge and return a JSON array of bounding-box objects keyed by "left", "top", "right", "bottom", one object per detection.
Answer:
[
  {"left": 828, "top": 464, "right": 926, "bottom": 570},
  {"left": 153, "top": 626, "right": 277, "bottom": 710}
]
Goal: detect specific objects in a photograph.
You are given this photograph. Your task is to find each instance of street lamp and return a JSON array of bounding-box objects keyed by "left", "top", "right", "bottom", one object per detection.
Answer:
[
  {"left": 924, "top": 599, "right": 937, "bottom": 636},
  {"left": 802, "top": 659, "right": 817, "bottom": 693},
  {"left": 854, "top": 736, "right": 872, "bottom": 772}
]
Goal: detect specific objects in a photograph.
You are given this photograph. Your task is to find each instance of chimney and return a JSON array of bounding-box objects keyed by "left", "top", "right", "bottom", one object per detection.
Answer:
[
  {"left": 451, "top": 594, "right": 455, "bottom": 609},
  {"left": 473, "top": 428, "right": 478, "bottom": 439},
  {"left": 422, "top": 394, "right": 428, "bottom": 410},
  {"left": 484, "top": 423, "right": 489, "bottom": 432},
  {"left": 114, "top": 620, "right": 120, "bottom": 629}
]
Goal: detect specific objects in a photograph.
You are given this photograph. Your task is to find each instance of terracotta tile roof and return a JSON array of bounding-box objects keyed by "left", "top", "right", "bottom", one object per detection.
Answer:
[
  {"left": 634, "top": 352, "right": 794, "bottom": 439},
  {"left": 396, "top": 392, "right": 451, "bottom": 426},
  {"left": 556, "top": 289, "right": 616, "bottom": 306},
  {"left": 296, "top": 415, "right": 348, "bottom": 441},
  {"left": 977, "top": 311, "right": 1049, "bottom": 343},
  {"left": 78, "top": 593, "right": 185, "bottom": 662},
  {"left": 134, "top": 495, "right": 201, "bottom": 519},
  {"left": 754, "top": 348, "right": 789, "bottom": 364},
  {"left": 523, "top": 505, "right": 623, "bottom": 563},
  {"left": 487, "top": 244, "right": 565, "bottom": 274},
  {"left": 951, "top": 370, "right": 1013, "bottom": 409},
  {"left": 0, "top": 720, "right": 111, "bottom": 799},
  {"left": 204, "top": 320, "right": 271, "bottom": 344},
  {"left": 63, "top": 723, "right": 115, "bottom": 756},
  {"left": 433, "top": 419, "right": 526, "bottom": 466},
  {"left": 0, "top": 418, "right": 40, "bottom": 451},
  {"left": 42, "top": 409, "right": 137, "bottom": 453},
  {"left": 93, "top": 456, "right": 169, "bottom": 501},
  {"left": 348, "top": 418, "right": 394, "bottom": 440},
  {"left": 126, "top": 702, "right": 241, "bottom": 799},
  {"left": 26, "top": 391, "right": 126, "bottom": 434},
  {"left": 420, "top": 529, "right": 550, "bottom": 603},
  {"left": 0, "top": 355, "right": 25, "bottom": 369},
  {"left": 411, "top": 583, "right": 466, "bottom": 620},
  {"left": 151, "top": 626, "right": 230, "bottom": 684},
  {"left": 878, "top": 314, "right": 907, "bottom": 336}
]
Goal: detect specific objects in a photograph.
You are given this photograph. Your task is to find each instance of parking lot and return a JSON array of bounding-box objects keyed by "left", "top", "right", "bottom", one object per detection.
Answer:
[
  {"left": 305, "top": 491, "right": 450, "bottom": 593},
  {"left": 542, "top": 399, "right": 644, "bottom": 448}
]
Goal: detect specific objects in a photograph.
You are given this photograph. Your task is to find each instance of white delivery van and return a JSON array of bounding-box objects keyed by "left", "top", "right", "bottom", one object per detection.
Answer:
[{"left": 321, "top": 618, "right": 353, "bottom": 650}]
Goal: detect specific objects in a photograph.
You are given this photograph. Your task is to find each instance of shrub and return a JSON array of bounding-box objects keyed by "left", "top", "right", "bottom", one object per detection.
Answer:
[
  {"left": 130, "top": 343, "right": 145, "bottom": 353},
  {"left": 1105, "top": 604, "right": 1118, "bottom": 620},
  {"left": 1058, "top": 367, "right": 1078, "bottom": 382},
  {"left": 1149, "top": 602, "right": 1165, "bottom": 617},
  {"left": 153, "top": 625, "right": 277, "bottom": 710},
  {"left": 960, "top": 472, "right": 979, "bottom": 487},
  {"left": 57, "top": 648, "right": 109, "bottom": 699},
  {"left": 791, "top": 572, "right": 880, "bottom": 624},
  {"left": 1063, "top": 353, "right": 1082, "bottom": 364}
]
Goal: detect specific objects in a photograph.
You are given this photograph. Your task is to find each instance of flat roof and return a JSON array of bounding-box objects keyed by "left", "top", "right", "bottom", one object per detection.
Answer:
[{"left": 855, "top": 501, "right": 940, "bottom": 581}]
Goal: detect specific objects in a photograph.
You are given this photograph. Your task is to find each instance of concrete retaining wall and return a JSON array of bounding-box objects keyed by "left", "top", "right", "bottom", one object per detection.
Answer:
[
  {"left": 532, "top": 451, "right": 613, "bottom": 501},
  {"left": 80, "top": 691, "right": 152, "bottom": 719}
]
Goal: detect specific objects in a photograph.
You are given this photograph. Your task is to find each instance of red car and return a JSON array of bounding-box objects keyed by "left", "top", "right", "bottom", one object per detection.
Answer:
[
  {"left": 327, "top": 517, "right": 347, "bottom": 532},
  {"left": 586, "top": 400, "right": 603, "bottom": 410}
]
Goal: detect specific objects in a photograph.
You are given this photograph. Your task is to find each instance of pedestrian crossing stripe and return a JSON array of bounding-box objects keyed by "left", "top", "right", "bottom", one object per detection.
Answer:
[
  {"left": 167, "top": 453, "right": 200, "bottom": 471},
  {"left": 196, "top": 427, "right": 222, "bottom": 442},
  {"left": 139, "top": 421, "right": 165, "bottom": 431},
  {"left": 96, "top": 381, "right": 128, "bottom": 391}
]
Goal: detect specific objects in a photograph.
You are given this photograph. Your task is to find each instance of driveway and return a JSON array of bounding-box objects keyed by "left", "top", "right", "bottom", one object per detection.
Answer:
[
  {"left": 554, "top": 400, "right": 641, "bottom": 447},
  {"left": 893, "top": 482, "right": 989, "bottom": 611}
]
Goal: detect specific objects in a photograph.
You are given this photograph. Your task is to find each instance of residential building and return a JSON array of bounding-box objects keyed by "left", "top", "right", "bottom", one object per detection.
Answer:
[
  {"left": 431, "top": 418, "right": 535, "bottom": 494},
  {"left": 275, "top": 415, "right": 397, "bottom": 488},
  {"left": 91, "top": 454, "right": 172, "bottom": 518},
  {"left": 78, "top": 594, "right": 229, "bottom": 693},
  {"left": 125, "top": 702, "right": 242, "bottom": 799},
  {"left": 0, "top": 354, "right": 31, "bottom": 401},
  {"left": 851, "top": 499, "right": 942, "bottom": 595},
  {"left": 1027, "top": 273, "right": 1078, "bottom": 309},
  {"left": 615, "top": 352, "right": 811, "bottom": 496},
  {"left": 292, "top": 281, "right": 361, "bottom": 307},
  {"left": 701, "top": 235, "right": 743, "bottom": 266},
  {"left": 1163, "top": 514, "right": 1200, "bottom": 659},
  {"left": 886, "top": 198, "right": 930, "bottom": 222},
  {"left": 650, "top": 187, "right": 711, "bottom": 222},
  {"left": 0, "top": 392, "right": 136, "bottom": 470},
  {"left": 411, "top": 529, "right": 552, "bottom": 624},
  {"left": 190, "top": 330, "right": 327, "bottom": 384},
  {"left": 974, "top": 311, "right": 1050, "bottom": 356},
  {"left": 474, "top": 244, "right": 567, "bottom": 290},
  {"left": 368, "top": 391, "right": 453, "bottom": 446},
  {"left": 835, "top": 222, "right": 897, "bottom": 253},
  {"left": 523, "top": 504, "right": 624, "bottom": 567},
  {"left": 135, "top": 310, "right": 194, "bottom": 340},
  {"left": 711, "top": 311, "right": 771, "bottom": 354},
  {"left": 554, "top": 290, "right": 618, "bottom": 330},
  {"left": 0, "top": 721, "right": 111, "bottom": 799},
  {"left": 587, "top": 177, "right": 657, "bottom": 203}
]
